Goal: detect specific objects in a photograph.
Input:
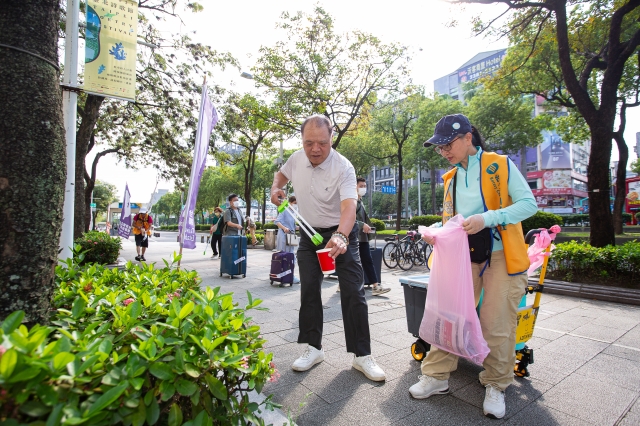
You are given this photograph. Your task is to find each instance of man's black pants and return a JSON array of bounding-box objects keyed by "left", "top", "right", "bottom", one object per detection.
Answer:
[{"left": 297, "top": 223, "right": 371, "bottom": 356}]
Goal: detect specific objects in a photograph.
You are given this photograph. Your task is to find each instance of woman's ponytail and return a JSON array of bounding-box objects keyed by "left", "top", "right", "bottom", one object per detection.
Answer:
[{"left": 470, "top": 126, "right": 487, "bottom": 151}]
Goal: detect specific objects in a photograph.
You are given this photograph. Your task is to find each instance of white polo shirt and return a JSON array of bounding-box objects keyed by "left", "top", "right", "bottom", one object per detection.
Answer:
[{"left": 280, "top": 148, "right": 357, "bottom": 228}]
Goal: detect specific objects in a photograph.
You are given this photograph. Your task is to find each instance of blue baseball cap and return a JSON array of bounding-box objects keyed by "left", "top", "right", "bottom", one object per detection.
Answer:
[{"left": 423, "top": 114, "right": 472, "bottom": 147}]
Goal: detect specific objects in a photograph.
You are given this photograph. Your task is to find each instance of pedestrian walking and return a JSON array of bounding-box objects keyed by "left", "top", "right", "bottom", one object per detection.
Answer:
[
  {"left": 223, "top": 194, "right": 244, "bottom": 236},
  {"left": 132, "top": 207, "right": 153, "bottom": 262},
  {"left": 209, "top": 207, "right": 223, "bottom": 259}
]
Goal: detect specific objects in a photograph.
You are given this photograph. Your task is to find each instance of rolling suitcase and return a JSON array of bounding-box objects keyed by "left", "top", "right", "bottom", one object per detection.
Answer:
[
  {"left": 270, "top": 252, "right": 295, "bottom": 287},
  {"left": 220, "top": 235, "right": 247, "bottom": 278}
]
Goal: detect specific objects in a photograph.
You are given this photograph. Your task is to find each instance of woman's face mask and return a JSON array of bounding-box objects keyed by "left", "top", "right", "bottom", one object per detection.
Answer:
[
  {"left": 291, "top": 203, "right": 298, "bottom": 211},
  {"left": 215, "top": 212, "right": 221, "bottom": 217}
]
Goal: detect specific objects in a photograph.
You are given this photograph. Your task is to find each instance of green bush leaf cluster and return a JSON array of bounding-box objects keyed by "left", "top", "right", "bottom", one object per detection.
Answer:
[
  {"left": 549, "top": 241, "right": 640, "bottom": 286},
  {"left": 409, "top": 215, "right": 442, "bottom": 227},
  {"left": 261, "top": 222, "right": 278, "bottom": 230},
  {"left": 0, "top": 255, "right": 278, "bottom": 425},
  {"left": 369, "top": 218, "right": 386, "bottom": 232},
  {"left": 521, "top": 211, "right": 563, "bottom": 236},
  {"left": 73, "top": 231, "right": 122, "bottom": 265}
]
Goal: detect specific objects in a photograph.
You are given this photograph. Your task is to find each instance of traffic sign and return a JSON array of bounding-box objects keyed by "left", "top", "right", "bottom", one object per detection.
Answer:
[
  {"left": 90, "top": 203, "right": 96, "bottom": 208},
  {"left": 381, "top": 186, "right": 396, "bottom": 194}
]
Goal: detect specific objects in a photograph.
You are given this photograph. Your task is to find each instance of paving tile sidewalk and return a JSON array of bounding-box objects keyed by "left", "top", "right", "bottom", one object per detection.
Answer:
[{"left": 124, "top": 236, "right": 640, "bottom": 425}]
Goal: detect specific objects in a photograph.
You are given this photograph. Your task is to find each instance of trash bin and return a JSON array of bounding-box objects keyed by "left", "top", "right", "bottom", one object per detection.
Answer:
[
  {"left": 264, "top": 229, "right": 277, "bottom": 250},
  {"left": 201, "top": 235, "right": 205, "bottom": 243}
]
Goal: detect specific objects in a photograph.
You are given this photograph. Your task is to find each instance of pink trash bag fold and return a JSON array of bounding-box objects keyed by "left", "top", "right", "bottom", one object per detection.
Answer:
[{"left": 417, "top": 215, "right": 490, "bottom": 365}]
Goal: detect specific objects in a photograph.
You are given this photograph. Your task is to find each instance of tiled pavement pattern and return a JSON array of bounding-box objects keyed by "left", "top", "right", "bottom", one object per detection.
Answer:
[{"left": 125, "top": 236, "right": 640, "bottom": 425}]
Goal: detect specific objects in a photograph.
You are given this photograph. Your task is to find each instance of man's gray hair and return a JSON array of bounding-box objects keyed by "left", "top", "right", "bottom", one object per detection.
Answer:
[{"left": 301, "top": 114, "right": 333, "bottom": 136}]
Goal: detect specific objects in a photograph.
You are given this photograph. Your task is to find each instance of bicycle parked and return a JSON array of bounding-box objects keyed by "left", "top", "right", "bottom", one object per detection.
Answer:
[{"left": 382, "top": 230, "right": 432, "bottom": 271}]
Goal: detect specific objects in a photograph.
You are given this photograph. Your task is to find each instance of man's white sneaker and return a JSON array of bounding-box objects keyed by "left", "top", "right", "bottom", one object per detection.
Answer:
[
  {"left": 352, "top": 355, "right": 386, "bottom": 381},
  {"left": 409, "top": 375, "right": 449, "bottom": 399},
  {"left": 372, "top": 284, "right": 391, "bottom": 296},
  {"left": 291, "top": 345, "right": 324, "bottom": 371},
  {"left": 483, "top": 384, "right": 506, "bottom": 419}
]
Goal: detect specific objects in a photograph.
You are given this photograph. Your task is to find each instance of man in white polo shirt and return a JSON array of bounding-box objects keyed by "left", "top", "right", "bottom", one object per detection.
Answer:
[{"left": 270, "top": 114, "right": 385, "bottom": 382}]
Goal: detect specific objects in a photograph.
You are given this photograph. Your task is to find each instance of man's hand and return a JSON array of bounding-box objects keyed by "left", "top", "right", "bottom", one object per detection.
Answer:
[
  {"left": 462, "top": 214, "right": 485, "bottom": 235},
  {"left": 421, "top": 234, "right": 435, "bottom": 245},
  {"left": 325, "top": 235, "right": 347, "bottom": 259},
  {"left": 270, "top": 188, "right": 286, "bottom": 206},
  {"left": 363, "top": 223, "right": 372, "bottom": 233}
]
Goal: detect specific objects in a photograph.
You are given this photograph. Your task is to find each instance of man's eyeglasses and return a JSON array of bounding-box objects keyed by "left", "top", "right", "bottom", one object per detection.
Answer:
[{"left": 434, "top": 136, "right": 462, "bottom": 155}]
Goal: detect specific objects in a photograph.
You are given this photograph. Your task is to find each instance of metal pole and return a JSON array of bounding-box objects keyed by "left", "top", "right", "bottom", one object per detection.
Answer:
[
  {"left": 59, "top": 0, "right": 80, "bottom": 261},
  {"left": 279, "top": 140, "right": 283, "bottom": 167},
  {"left": 417, "top": 162, "right": 422, "bottom": 216}
]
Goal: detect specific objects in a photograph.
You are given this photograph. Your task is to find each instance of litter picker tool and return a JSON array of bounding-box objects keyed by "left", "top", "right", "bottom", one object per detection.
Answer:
[{"left": 277, "top": 198, "right": 323, "bottom": 246}]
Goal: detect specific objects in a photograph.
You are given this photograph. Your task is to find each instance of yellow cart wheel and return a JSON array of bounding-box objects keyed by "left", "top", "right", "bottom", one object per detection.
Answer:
[{"left": 411, "top": 340, "right": 427, "bottom": 362}]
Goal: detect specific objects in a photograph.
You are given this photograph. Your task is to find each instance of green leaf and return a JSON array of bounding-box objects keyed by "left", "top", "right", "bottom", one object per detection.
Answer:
[
  {"left": 176, "top": 379, "right": 198, "bottom": 396},
  {"left": 45, "top": 403, "right": 64, "bottom": 426},
  {"left": 1, "top": 310, "right": 24, "bottom": 334},
  {"left": 204, "top": 373, "right": 227, "bottom": 400},
  {"left": 160, "top": 382, "right": 175, "bottom": 401},
  {"left": 53, "top": 352, "right": 75, "bottom": 370},
  {"left": 7, "top": 366, "right": 40, "bottom": 383},
  {"left": 85, "top": 383, "right": 128, "bottom": 418},
  {"left": 128, "top": 301, "right": 142, "bottom": 320},
  {"left": 130, "top": 377, "right": 145, "bottom": 390},
  {"left": 178, "top": 301, "right": 194, "bottom": 319},
  {"left": 78, "top": 354, "right": 100, "bottom": 374},
  {"left": 168, "top": 403, "right": 183, "bottom": 426},
  {"left": 0, "top": 348, "right": 18, "bottom": 378},
  {"left": 149, "top": 362, "right": 174, "bottom": 380},
  {"left": 98, "top": 339, "right": 113, "bottom": 355},
  {"left": 132, "top": 400, "right": 146, "bottom": 426},
  {"left": 71, "top": 297, "right": 87, "bottom": 319},
  {"left": 19, "top": 400, "right": 51, "bottom": 417},
  {"left": 146, "top": 397, "right": 160, "bottom": 425},
  {"left": 184, "top": 363, "right": 200, "bottom": 378}
]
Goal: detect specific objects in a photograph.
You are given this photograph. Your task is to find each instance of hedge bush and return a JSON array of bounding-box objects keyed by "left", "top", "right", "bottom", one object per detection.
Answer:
[
  {"left": 255, "top": 222, "right": 263, "bottom": 230},
  {"left": 409, "top": 215, "right": 442, "bottom": 227},
  {"left": 548, "top": 240, "right": 640, "bottom": 287},
  {"left": 74, "top": 231, "right": 122, "bottom": 265},
  {"left": 369, "top": 218, "right": 385, "bottom": 232},
  {"left": 0, "top": 253, "right": 278, "bottom": 425},
  {"left": 521, "top": 211, "right": 563, "bottom": 236},
  {"left": 262, "top": 222, "right": 278, "bottom": 230}
]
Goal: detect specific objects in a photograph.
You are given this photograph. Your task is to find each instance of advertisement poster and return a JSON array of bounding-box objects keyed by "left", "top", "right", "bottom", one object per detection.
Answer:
[
  {"left": 84, "top": 0, "right": 138, "bottom": 101},
  {"left": 540, "top": 132, "right": 572, "bottom": 169},
  {"left": 627, "top": 180, "right": 640, "bottom": 212}
]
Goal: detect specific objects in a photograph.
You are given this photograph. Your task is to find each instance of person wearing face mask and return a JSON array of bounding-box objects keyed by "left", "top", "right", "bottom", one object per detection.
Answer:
[
  {"left": 408, "top": 114, "right": 537, "bottom": 420},
  {"left": 222, "top": 194, "right": 245, "bottom": 236},
  {"left": 209, "top": 207, "right": 223, "bottom": 259},
  {"left": 356, "top": 178, "right": 389, "bottom": 296},
  {"left": 274, "top": 196, "right": 300, "bottom": 283}
]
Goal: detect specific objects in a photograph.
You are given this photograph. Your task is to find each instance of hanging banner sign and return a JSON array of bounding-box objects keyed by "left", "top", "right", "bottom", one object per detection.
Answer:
[{"left": 84, "top": 0, "right": 138, "bottom": 101}]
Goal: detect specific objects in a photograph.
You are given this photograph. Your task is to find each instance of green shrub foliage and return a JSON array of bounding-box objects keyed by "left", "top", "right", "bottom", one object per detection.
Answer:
[
  {"left": 409, "top": 215, "right": 442, "bottom": 227},
  {"left": 521, "top": 211, "right": 563, "bottom": 235},
  {"left": 0, "top": 255, "right": 277, "bottom": 425},
  {"left": 548, "top": 241, "right": 640, "bottom": 286},
  {"left": 369, "top": 218, "right": 385, "bottom": 232},
  {"left": 74, "top": 231, "right": 122, "bottom": 265},
  {"left": 261, "top": 222, "right": 279, "bottom": 230}
]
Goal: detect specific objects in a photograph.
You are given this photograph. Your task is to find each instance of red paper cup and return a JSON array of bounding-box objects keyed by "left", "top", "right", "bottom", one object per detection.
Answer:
[{"left": 316, "top": 248, "right": 336, "bottom": 274}]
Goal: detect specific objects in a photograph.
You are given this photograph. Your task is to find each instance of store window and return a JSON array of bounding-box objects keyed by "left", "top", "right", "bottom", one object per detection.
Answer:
[{"left": 572, "top": 179, "right": 587, "bottom": 192}]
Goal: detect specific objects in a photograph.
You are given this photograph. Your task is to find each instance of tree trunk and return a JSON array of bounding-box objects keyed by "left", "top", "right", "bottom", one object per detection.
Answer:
[
  {"left": 74, "top": 95, "right": 104, "bottom": 238},
  {"left": 587, "top": 127, "right": 615, "bottom": 246},
  {"left": 430, "top": 169, "right": 437, "bottom": 215},
  {"left": 519, "top": 146, "right": 528, "bottom": 175},
  {"left": 0, "top": 0, "right": 66, "bottom": 324},
  {"left": 613, "top": 134, "right": 629, "bottom": 235}
]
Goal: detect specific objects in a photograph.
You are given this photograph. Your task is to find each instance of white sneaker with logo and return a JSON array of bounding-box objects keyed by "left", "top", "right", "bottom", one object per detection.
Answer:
[
  {"left": 483, "top": 384, "right": 506, "bottom": 419},
  {"left": 409, "top": 375, "right": 449, "bottom": 399},
  {"left": 352, "top": 355, "right": 386, "bottom": 381},
  {"left": 372, "top": 284, "right": 391, "bottom": 296},
  {"left": 291, "top": 345, "right": 324, "bottom": 371}
]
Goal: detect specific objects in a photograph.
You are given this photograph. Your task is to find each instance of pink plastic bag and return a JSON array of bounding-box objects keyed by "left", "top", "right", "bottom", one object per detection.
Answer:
[{"left": 417, "top": 215, "right": 490, "bottom": 365}]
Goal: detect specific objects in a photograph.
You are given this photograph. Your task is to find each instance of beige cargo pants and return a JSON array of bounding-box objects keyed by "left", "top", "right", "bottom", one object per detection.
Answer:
[{"left": 420, "top": 250, "right": 527, "bottom": 391}]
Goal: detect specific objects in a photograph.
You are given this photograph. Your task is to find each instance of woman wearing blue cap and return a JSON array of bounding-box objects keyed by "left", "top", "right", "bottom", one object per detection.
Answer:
[{"left": 409, "top": 113, "right": 537, "bottom": 419}]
